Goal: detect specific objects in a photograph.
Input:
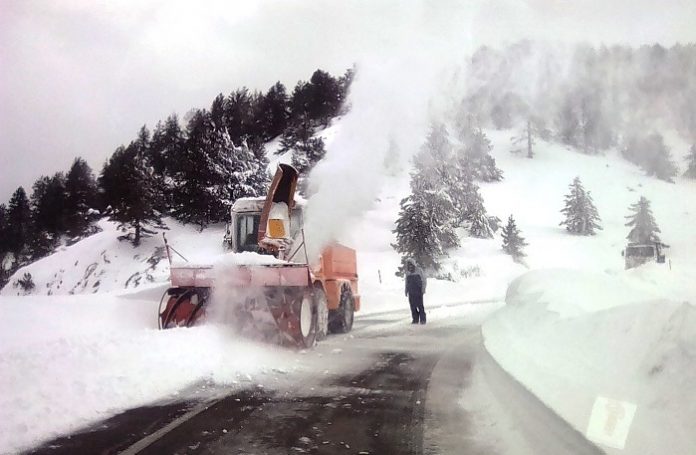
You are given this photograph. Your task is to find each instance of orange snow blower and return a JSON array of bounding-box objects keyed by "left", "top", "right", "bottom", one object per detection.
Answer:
[{"left": 158, "top": 164, "right": 360, "bottom": 348}]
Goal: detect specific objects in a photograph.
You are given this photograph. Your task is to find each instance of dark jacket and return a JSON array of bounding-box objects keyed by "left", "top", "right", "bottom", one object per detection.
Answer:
[{"left": 404, "top": 259, "right": 427, "bottom": 297}]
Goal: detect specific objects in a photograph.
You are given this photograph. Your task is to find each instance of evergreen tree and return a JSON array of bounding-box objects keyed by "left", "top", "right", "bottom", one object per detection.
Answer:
[
  {"left": 467, "top": 194, "right": 494, "bottom": 238},
  {"left": 6, "top": 187, "right": 31, "bottom": 265},
  {"left": 169, "top": 110, "right": 223, "bottom": 227},
  {"left": 510, "top": 118, "right": 549, "bottom": 158},
  {"left": 278, "top": 116, "right": 326, "bottom": 175},
  {"left": 455, "top": 123, "right": 503, "bottom": 182},
  {"left": 392, "top": 183, "right": 459, "bottom": 272},
  {"left": 501, "top": 215, "right": 528, "bottom": 260},
  {"left": 559, "top": 177, "right": 602, "bottom": 235},
  {"left": 622, "top": 133, "right": 678, "bottom": 182},
  {"left": 30, "top": 173, "right": 66, "bottom": 236},
  {"left": 64, "top": 157, "right": 97, "bottom": 237},
  {"left": 625, "top": 196, "right": 661, "bottom": 244},
  {"left": 0, "top": 204, "right": 8, "bottom": 270},
  {"left": 306, "top": 69, "right": 342, "bottom": 126},
  {"left": 99, "top": 137, "right": 162, "bottom": 246},
  {"left": 684, "top": 144, "right": 696, "bottom": 179},
  {"left": 150, "top": 114, "right": 185, "bottom": 211},
  {"left": 256, "top": 82, "right": 289, "bottom": 140},
  {"left": 28, "top": 174, "right": 67, "bottom": 258},
  {"left": 223, "top": 88, "right": 256, "bottom": 146}
]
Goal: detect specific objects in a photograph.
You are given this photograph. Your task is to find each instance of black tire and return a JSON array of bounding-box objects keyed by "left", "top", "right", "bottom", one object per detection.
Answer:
[{"left": 329, "top": 284, "right": 355, "bottom": 334}]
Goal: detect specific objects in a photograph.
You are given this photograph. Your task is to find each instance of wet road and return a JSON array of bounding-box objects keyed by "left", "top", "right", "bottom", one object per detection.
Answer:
[{"left": 29, "top": 303, "right": 604, "bottom": 455}]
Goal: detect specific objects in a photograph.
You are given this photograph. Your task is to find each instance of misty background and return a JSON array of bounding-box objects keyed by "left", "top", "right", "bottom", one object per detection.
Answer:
[{"left": 2, "top": 0, "right": 696, "bottom": 201}]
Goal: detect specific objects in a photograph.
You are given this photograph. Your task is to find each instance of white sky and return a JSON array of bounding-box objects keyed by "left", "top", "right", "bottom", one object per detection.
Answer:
[{"left": 1, "top": 0, "right": 695, "bottom": 201}]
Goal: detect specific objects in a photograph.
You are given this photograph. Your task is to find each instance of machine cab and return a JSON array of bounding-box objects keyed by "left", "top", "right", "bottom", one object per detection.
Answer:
[{"left": 226, "top": 197, "right": 304, "bottom": 254}]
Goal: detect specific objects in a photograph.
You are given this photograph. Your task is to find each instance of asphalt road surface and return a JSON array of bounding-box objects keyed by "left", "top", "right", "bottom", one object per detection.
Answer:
[{"left": 29, "top": 302, "right": 605, "bottom": 455}]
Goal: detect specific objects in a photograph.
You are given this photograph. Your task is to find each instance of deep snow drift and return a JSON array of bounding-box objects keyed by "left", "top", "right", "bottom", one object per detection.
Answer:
[{"left": 483, "top": 269, "right": 696, "bottom": 454}]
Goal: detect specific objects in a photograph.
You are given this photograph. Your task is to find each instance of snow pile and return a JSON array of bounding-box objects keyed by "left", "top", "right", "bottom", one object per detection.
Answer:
[
  {"left": 0, "top": 292, "right": 294, "bottom": 454},
  {"left": 483, "top": 269, "right": 696, "bottom": 454}
]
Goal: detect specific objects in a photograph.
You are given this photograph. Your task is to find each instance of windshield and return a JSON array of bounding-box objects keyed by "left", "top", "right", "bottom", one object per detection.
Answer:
[{"left": 236, "top": 214, "right": 260, "bottom": 253}]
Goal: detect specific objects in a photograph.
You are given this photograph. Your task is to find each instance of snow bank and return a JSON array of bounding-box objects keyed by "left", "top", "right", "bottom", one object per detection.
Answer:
[
  {"left": 0, "top": 294, "right": 294, "bottom": 454},
  {"left": 483, "top": 269, "right": 696, "bottom": 455}
]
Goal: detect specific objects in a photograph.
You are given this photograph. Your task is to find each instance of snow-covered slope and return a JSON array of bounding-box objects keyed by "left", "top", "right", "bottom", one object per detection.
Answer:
[{"left": 1, "top": 218, "right": 227, "bottom": 297}]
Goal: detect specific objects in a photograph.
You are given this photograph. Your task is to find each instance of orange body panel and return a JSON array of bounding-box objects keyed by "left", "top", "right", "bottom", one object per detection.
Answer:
[{"left": 312, "top": 243, "right": 360, "bottom": 311}]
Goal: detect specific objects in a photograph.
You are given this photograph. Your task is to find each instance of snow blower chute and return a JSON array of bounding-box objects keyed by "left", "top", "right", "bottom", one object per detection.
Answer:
[{"left": 158, "top": 164, "right": 361, "bottom": 348}]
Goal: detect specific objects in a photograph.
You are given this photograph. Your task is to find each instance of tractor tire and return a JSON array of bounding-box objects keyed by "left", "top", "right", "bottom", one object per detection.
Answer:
[
  {"left": 329, "top": 284, "right": 355, "bottom": 334},
  {"left": 294, "top": 293, "right": 318, "bottom": 348},
  {"left": 314, "top": 286, "right": 329, "bottom": 341}
]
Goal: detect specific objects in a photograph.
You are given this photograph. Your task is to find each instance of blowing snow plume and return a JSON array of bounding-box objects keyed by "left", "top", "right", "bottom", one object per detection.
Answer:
[{"left": 302, "top": 5, "right": 473, "bottom": 261}]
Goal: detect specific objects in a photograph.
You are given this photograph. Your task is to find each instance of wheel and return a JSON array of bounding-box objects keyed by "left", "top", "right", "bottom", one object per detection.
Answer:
[
  {"left": 329, "top": 284, "right": 355, "bottom": 334},
  {"left": 313, "top": 286, "right": 329, "bottom": 341},
  {"left": 294, "top": 292, "right": 318, "bottom": 348}
]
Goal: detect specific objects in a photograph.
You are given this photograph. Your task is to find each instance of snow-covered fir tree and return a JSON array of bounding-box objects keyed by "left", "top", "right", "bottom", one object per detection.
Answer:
[
  {"left": 278, "top": 116, "right": 326, "bottom": 175},
  {"left": 501, "top": 215, "right": 528, "bottom": 261},
  {"left": 28, "top": 173, "right": 66, "bottom": 258},
  {"left": 393, "top": 150, "right": 459, "bottom": 273},
  {"left": 559, "top": 177, "right": 602, "bottom": 235},
  {"left": 625, "top": 196, "right": 661, "bottom": 244},
  {"left": 5, "top": 187, "right": 31, "bottom": 266},
  {"left": 684, "top": 144, "right": 696, "bottom": 179},
  {"left": 99, "top": 133, "right": 163, "bottom": 247},
  {"left": 622, "top": 132, "right": 678, "bottom": 182},
  {"left": 454, "top": 122, "right": 503, "bottom": 182},
  {"left": 63, "top": 157, "right": 97, "bottom": 238},
  {"left": 510, "top": 119, "right": 536, "bottom": 158}
]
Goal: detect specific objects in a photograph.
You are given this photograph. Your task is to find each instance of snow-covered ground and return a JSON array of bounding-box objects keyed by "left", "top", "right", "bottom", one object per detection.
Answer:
[
  {"left": 1, "top": 123, "right": 694, "bottom": 454},
  {"left": 478, "top": 130, "right": 696, "bottom": 454}
]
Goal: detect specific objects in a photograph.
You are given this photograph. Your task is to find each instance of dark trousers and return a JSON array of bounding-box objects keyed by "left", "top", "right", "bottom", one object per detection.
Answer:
[{"left": 408, "top": 293, "right": 426, "bottom": 323}]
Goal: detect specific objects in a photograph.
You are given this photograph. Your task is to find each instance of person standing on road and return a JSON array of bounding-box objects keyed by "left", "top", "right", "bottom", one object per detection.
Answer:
[{"left": 404, "top": 258, "right": 427, "bottom": 324}]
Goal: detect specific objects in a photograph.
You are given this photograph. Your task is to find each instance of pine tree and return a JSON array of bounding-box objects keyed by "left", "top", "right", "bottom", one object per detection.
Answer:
[
  {"left": 622, "top": 133, "right": 678, "bottom": 182},
  {"left": 684, "top": 144, "right": 696, "bottom": 179},
  {"left": 501, "top": 215, "right": 528, "bottom": 260},
  {"left": 392, "top": 184, "right": 459, "bottom": 272},
  {"left": 455, "top": 123, "right": 503, "bottom": 182},
  {"left": 256, "top": 82, "right": 289, "bottom": 140},
  {"left": 467, "top": 194, "right": 494, "bottom": 238},
  {"left": 625, "top": 196, "right": 661, "bottom": 244},
  {"left": 0, "top": 204, "right": 9, "bottom": 271},
  {"left": 99, "top": 136, "right": 163, "bottom": 246},
  {"left": 6, "top": 187, "right": 31, "bottom": 265},
  {"left": 278, "top": 116, "right": 326, "bottom": 175},
  {"left": 169, "top": 110, "right": 223, "bottom": 228},
  {"left": 64, "top": 157, "right": 97, "bottom": 237},
  {"left": 559, "top": 177, "right": 602, "bottom": 235},
  {"left": 510, "top": 118, "right": 549, "bottom": 158},
  {"left": 224, "top": 88, "right": 255, "bottom": 146},
  {"left": 150, "top": 114, "right": 185, "bottom": 211},
  {"left": 29, "top": 174, "right": 67, "bottom": 258}
]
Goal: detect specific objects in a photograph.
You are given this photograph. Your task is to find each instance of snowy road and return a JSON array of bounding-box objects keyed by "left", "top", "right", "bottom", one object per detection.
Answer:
[{"left": 29, "top": 303, "right": 604, "bottom": 455}]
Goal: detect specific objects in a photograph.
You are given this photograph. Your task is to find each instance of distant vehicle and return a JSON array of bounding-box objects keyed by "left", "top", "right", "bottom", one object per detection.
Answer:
[
  {"left": 623, "top": 242, "right": 669, "bottom": 269},
  {"left": 158, "top": 164, "right": 360, "bottom": 347}
]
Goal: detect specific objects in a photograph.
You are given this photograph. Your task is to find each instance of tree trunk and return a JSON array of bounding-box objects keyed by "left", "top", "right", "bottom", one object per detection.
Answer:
[{"left": 134, "top": 219, "right": 141, "bottom": 247}]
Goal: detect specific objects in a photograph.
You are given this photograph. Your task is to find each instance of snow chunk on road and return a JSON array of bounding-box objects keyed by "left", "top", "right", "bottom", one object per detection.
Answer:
[{"left": 484, "top": 269, "right": 696, "bottom": 455}]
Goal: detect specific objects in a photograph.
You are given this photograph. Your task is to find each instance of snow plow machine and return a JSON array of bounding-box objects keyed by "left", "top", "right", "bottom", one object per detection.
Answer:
[{"left": 158, "top": 164, "right": 360, "bottom": 348}]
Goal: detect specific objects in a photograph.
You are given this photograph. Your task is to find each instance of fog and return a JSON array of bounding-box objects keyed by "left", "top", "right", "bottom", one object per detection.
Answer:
[{"left": 1, "top": 0, "right": 695, "bottom": 201}]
